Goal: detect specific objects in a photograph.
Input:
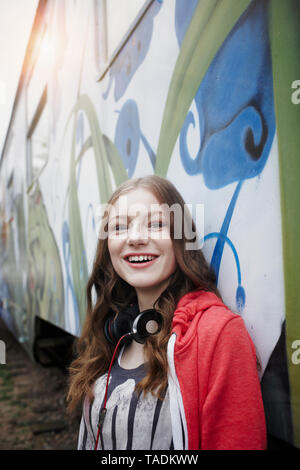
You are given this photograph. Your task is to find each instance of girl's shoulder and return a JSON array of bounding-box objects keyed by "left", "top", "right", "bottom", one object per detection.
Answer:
[
  {"left": 174, "top": 289, "right": 238, "bottom": 326},
  {"left": 172, "top": 289, "right": 242, "bottom": 349}
]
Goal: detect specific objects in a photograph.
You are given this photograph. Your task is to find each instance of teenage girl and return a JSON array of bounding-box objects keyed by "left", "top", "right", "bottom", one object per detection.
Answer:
[{"left": 67, "top": 175, "right": 266, "bottom": 450}]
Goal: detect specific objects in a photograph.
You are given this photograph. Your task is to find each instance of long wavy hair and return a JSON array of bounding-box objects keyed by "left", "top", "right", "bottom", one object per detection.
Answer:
[{"left": 67, "top": 175, "right": 219, "bottom": 413}]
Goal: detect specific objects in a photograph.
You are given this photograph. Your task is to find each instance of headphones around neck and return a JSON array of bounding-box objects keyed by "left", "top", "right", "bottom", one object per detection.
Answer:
[
  {"left": 104, "top": 303, "right": 163, "bottom": 345},
  {"left": 95, "top": 303, "right": 163, "bottom": 450}
]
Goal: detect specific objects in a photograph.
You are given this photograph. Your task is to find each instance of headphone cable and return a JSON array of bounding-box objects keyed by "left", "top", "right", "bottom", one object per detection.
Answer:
[{"left": 94, "top": 332, "right": 133, "bottom": 450}]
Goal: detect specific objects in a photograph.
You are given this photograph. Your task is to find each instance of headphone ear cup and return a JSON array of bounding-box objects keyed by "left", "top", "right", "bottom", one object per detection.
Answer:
[
  {"left": 104, "top": 305, "right": 163, "bottom": 345},
  {"left": 104, "top": 304, "right": 140, "bottom": 345},
  {"left": 132, "top": 309, "right": 163, "bottom": 344},
  {"left": 104, "top": 316, "right": 118, "bottom": 345}
]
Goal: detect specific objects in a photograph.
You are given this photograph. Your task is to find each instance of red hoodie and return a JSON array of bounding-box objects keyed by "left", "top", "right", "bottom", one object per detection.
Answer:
[{"left": 167, "top": 289, "right": 266, "bottom": 450}]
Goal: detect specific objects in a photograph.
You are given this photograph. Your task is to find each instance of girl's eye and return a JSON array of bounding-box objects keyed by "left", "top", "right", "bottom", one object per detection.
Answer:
[
  {"left": 149, "top": 220, "right": 165, "bottom": 229},
  {"left": 114, "top": 224, "right": 128, "bottom": 231}
]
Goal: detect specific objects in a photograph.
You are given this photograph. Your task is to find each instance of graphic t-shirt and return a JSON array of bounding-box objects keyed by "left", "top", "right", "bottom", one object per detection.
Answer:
[{"left": 78, "top": 358, "right": 173, "bottom": 450}]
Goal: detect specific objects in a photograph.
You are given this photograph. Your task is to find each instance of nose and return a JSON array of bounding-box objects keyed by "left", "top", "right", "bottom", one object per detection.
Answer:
[{"left": 127, "top": 222, "right": 149, "bottom": 245}]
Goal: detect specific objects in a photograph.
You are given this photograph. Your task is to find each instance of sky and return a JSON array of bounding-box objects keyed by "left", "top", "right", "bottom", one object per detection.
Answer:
[{"left": 0, "top": 0, "right": 39, "bottom": 155}]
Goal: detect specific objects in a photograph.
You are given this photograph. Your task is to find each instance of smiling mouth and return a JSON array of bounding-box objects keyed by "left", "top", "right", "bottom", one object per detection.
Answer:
[{"left": 124, "top": 254, "right": 159, "bottom": 264}]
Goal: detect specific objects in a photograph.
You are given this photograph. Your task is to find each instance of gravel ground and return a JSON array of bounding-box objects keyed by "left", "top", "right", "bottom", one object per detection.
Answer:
[{"left": 0, "top": 317, "right": 81, "bottom": 450}]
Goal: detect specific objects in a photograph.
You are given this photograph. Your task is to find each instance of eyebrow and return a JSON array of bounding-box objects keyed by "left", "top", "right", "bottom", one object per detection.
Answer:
[{"left": 109, "top": 211, "right": 164, "bottom": 223}]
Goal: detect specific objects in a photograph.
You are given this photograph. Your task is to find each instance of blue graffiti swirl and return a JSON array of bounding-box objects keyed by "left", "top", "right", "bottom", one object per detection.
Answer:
[
  {"left": 102, "top": 1, "right": 162, "bottom": 101},
  {"left": 204, "top": 230, "right": 246, "bottom": 313},
  {"left": 115, "top": 99, "right": 156, "bottom": 176},
  {"left": 178, "top": 0, "right": 275, "bottom": 190}
]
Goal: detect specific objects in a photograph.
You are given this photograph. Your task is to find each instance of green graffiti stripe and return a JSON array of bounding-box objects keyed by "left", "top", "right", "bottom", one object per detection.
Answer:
[
  {"left": 27, "top": 184, "right": 65, "bottom": 329},
  {"left": 73, "top": 94, "right": 112, "bottom": 202},
  {"left": 65, "top": 94, "right": 128, "bottom": 326},
  {"left": 268, "top": 0, "right": 300, "bottom": 448},
  {"left": 64, "top": 94, "right": 127, "bottom": 202},
  {"left": 102, "top": 135, "right": 128, "bottom": 187},
  {"left": 68, "top": 114, "right": 87, "bottom": 328},
  {"left": 74, "top": 134, "right": 127, "bottom": 193},
  {"left": 76, "top": 136, "right": 93, "bottom": 164},
  {"left": 155, "top": 0, "right": 252, "bottom": 177}
]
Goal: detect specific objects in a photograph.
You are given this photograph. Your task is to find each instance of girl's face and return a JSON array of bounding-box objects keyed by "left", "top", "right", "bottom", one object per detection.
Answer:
[{"left": 107, "top": 188, "right": 177, "bottom": 302}]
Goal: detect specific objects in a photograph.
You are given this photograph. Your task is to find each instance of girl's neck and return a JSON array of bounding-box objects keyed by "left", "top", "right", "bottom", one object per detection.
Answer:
[
  {"left": 135, "top": 281, "right": 168, "bottom": 311},
  {"left": 136, "top": 290, "right": 158, "bottom": 311},
  {"left": 119, "top": 340, "right": 145, "bottom": 369}
]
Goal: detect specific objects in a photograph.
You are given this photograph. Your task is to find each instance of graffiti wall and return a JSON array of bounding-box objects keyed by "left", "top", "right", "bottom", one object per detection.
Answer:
[{"left": 0, "top": 0, "right": 299, "bottom": 447}]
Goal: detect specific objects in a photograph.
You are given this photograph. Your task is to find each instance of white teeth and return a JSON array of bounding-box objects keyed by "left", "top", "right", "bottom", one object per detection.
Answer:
[{"left": 127, "top": 255, "right": 156, "bottom": 263}]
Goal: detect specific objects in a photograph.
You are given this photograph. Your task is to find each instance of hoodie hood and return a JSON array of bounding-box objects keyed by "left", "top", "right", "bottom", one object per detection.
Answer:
[{"left": 171, "top": 289, "right": 228, "bottom": 350}]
